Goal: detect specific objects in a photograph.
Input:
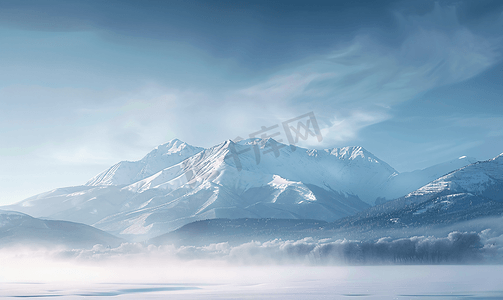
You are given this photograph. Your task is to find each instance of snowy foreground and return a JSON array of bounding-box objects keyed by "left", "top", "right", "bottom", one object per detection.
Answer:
[
  {"left": 1, "top": 244, "right": 502, "bottom": 300},
  {"left": 1, "top": 224, "right": 502, "bottom": 299},
  {"left": 0, "top": 262, "right": 502, "bottom": 299}
]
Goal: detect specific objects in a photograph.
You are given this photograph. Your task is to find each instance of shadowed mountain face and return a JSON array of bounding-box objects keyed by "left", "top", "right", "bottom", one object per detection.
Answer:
[
  {"left": 0, "top": 138, "right": 481, "bottom": 241},
  {"left": 0, "top": 210, "right": 124, "bottom": 248}
]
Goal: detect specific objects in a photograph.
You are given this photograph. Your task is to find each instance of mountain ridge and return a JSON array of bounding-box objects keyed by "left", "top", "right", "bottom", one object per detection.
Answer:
[
  {"left": 326, "top": 153, "right": 503, "bottom": 230},
  {"left": 1, "top": 138, "right": 483, "bottom": 240},
  {"left": 86, "top": 138, "right": 204, "bottom": 186}
]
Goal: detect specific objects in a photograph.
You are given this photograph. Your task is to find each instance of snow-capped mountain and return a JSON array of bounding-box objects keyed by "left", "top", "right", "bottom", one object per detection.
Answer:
[
  {"left": 406, "top": 153, "right": 503, "bottom": 201},
  {"left": 3, "top": 138, "right": 397, "bottom": 239},
  {"left": 332, "top": 153, "right": 503, "bottom": 229},
  {"left": 0, "top": 210, "right": 124, "bottom": 248},
  {"left": 93, "top": 139, "right": 397, "bottom": 239},
  {"left": 375, "top": 156, "right": 478, "bottom": 203},
  {"left": 1, "top": 138, "right": 481, "bottom": 240}
]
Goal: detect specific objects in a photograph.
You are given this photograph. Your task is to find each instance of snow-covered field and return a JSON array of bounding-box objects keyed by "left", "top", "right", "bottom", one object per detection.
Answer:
[{"left": 1, "top": 264, "right": 502, "bottom": 299}]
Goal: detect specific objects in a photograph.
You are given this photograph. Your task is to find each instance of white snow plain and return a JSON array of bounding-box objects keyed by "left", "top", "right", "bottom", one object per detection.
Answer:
[{"left": 0, "top": 262, "right": 501, "bottom": 299}]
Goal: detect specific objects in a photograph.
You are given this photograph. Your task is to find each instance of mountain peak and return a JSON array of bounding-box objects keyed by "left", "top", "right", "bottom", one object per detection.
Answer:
[
  {"left": 85, "top": 139, "right": 204, "bottom": 186},
  {"left": 163, "top": 138, "right": 185, "bottom": 145},
  {"left": 142, "top": 139, "right": 205, "bottom": 161},
  {"left": 152, "top": 138, "right": 194, "bottom": 152},
  {"left": 325, "top": 146, "right": 396, "bottom": 171},
  {"left": 325, "top": 145, "right": 369, "bottom": 158}
]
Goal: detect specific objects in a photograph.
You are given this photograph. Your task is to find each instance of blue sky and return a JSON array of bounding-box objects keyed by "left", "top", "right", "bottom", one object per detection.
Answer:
[{"left": 0, "top": 0, "right": 502, "bottom": 205}]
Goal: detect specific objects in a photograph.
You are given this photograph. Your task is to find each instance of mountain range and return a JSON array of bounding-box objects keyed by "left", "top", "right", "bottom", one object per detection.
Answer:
[
  {"left": 151, "top": 153, "right": 503, "bottom": 246},
  {"left": 0, "top": 138, "right": 488, "bottom": 241}
]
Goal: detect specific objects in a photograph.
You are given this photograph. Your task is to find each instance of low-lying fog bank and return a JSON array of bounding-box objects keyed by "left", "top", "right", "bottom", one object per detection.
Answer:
[
  {"left": 2, "top": 230, "right": 503, "bottom": 266},
  {"left": 1, "top": 230, "right": 503, "bottom": 299}
]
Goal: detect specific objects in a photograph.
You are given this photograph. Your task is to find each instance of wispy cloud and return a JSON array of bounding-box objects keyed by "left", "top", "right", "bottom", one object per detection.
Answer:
[
  {"left": 0, "top": 2, "right": 502, "bottom": 204},
  {"left": 22, "top": 2, "right": 502, "bottom": 163},
  {"left": 216, "top": 4, "right": 500, "bottom": 147}
]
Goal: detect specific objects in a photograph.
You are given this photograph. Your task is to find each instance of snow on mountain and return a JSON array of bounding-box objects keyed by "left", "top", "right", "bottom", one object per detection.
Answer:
[
  {"left": 376, "top": 156, "right": 478, "bottom": 203},
  {"left": 0, "top": 210, "right": 124, "bottom": 248},
  {"left": 86, "top": 139, "right": 204, "bottom": 186},
  {"left": 2, "top": 137, "right": 485, "bottom": 241},
  {"left": 93, "top": 139, "right": 393, "bottom": 239},
  {"left": 2, "top": 139, "right": 202, "bottom": 226},
  {"left": 4, "top": 185, "right": 140, "bottom": 226},
  {"left": 3, "top": 138, "right": 399, "bottom": 240},
  {"left": 407, "top": 153, "right": 503, "bottom": 200},
  {"left": 333, "top": 153, "right": 503, "bottom": 229}
]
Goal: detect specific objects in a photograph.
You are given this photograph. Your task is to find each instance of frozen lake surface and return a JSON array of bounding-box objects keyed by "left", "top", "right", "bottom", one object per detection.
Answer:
[{"left": 1, "top": 265, "right": 502, "bottom": 299}]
